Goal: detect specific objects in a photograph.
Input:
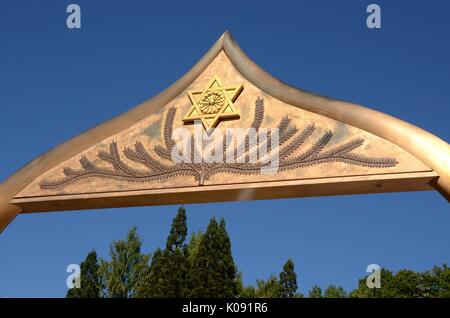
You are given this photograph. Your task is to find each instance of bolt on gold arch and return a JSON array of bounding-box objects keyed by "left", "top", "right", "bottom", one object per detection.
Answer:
[{"left": 0, "top": 31, "right": 449, "bottom": 233}]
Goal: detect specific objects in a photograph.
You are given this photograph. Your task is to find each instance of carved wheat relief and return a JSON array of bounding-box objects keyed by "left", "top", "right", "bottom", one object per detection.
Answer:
[{"left": 40, "top": 98, "right": 398, "bottom": 190}]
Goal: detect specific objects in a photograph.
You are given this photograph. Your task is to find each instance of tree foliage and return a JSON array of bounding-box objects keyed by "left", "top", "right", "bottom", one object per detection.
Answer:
[
  {"left": 254, "top": 275, "right": 283, "bottom": 298},
  {"left": 187, "top": 231, "right": 203, "bottom": 264},
  {"left": 279, "top": 259, "right": 298, "bottom": 298},
  {"left": 67, "top": 207, "right": 450, "bottom": 299},
  {"left": 189, "top": 217, "right": 238, "bottom": 297},
  {"left": 308, "top": 285, "right": 322, "bottom": 298},
  {"left": 100, "top": 227, "right": 150, "bottom": 298},
  {"left": 349, "top": 265, "right": 450, "bottom": 298},
  {"left": 324, "top": 285, "right": 347, "bottom": 298},
  {"left": 66, "top": 250, "right": 101, "bottom": 298},
  {"left": 252, "top": 259, "right": 300, "bottom": 298},
  {"left": 138, "top": 207, "right": 190, "bottom": 297}
]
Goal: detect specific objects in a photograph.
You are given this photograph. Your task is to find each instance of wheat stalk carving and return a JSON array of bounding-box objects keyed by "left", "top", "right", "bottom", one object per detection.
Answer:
[{"left": 40, "top": 98, "right": 398, "bottom": 190}]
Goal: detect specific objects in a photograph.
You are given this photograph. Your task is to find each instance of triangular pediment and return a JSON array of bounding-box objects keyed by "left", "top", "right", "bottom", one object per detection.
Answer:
[
  {"left": 13, "top": 50, "right": 434, "bottom": 198},
  {"left": 1, "top": 32, "right": 448, "bottom": 231}
]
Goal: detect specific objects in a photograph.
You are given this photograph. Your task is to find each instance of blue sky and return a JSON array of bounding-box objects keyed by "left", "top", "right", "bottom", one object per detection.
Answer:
[{"left": 0, "top": 0, "right": 449, "bottom": 297}]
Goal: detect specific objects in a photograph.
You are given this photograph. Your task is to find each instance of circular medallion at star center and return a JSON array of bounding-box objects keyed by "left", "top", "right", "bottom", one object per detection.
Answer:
[{"left": 199, "top": 91, "right": 225, "bottom": 114}]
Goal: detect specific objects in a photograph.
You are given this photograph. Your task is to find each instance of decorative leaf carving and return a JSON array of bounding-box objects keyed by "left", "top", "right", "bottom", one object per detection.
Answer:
[{"left": 40, "top": 98, "right": 398, "bottom": 190}]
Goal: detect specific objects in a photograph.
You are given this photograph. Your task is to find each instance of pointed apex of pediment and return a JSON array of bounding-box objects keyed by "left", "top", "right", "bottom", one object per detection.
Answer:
[
  {"left": 216, "top": 30, "right": 232, "bottom": 43},
  {"left": 220, "top": 30, "right": 232, "bottom": 40}
]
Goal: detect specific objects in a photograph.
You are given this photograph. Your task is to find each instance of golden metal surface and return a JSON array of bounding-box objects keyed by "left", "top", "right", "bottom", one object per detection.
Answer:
[{"left": 11, "top": 171, "right": 439, "bottom": 213}]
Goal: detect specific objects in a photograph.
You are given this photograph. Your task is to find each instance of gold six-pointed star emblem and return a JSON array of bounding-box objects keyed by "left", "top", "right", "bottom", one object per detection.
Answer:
[{"left": 182, "top": 76, "right": 243, "bottom": 130}]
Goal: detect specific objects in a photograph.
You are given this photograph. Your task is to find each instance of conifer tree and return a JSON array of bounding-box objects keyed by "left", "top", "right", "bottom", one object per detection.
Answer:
[
  {"left": 66, "top": 250, "right": 101, "bottom": 298},
  {"left": 189, "top": 217, "right": 238, "bottom": 297},
  {"left": 279, "top": 259, "right": 298, "bottom": 298},
  {"left": 166, "top": 206, "right": 188, "bottom": 251},
  {"left": 253, "top": 259, "right": 299, "bottom": 298},
  {"left": 163, "top": 207, "right": 190, "bottom": 297},
  {"left": 141, "top": 207, "right": 191, "bottom": 297},
  {"left": 236, "top": 272, "right": 256, "bottom": 298},
  {"left": 137, "top": 248, "right": 163, "bottom": 297},
  {"left": 187, "top": 231, "right": 203, "bottom": 264}
]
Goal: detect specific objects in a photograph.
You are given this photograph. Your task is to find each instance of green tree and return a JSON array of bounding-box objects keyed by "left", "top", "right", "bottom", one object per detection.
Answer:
[
  {"left": 240, "top": 286, "right": 257, "bottom": 298},
  {"left": 162, "top": 207, "right": 191, "bottom": 297},
  {"left": 393, "top": 269, "right": 420, "bottom": 297},
  {"left": 415, "top": 274, "right": 432, "bottom": 298},
  {"left": 139, "top": 207, "right": 191, "bottom": 297},
  {"left": 349, "top": 268, "right": 415, "bottom": 298},
  {"left": 324, "top": 285, "right": 347, "bottom": 298},
  {"left": 166, "top": 206, "right": 188, "bottom": 252},
  {"left": 66, "top": 250, "right": 101, "bottom": 298},
  {"left": 189, "top": 217, "right": 238, "bottom": 297},
  {"left": 426, "top": 264, "right": 450, "bottom": 297},
  {"left": 137, "top": 248, "right": 163, "bottom": 297},
  {"left": 349, "top": 265, "right": 450, "bottom": 298},
  {"left": 235, "top": 272, "right": 256, "bottom": 298},
  {"left": 100, "top": 227, "right": 150, "bottom": 298},
  {"left": 279, "top": 259, "right": 298, "bottom": 298},
  {"left": 187, "top": 231, "right": 203, "bottom": 264},
  {"left": 253, "top": 259, "right": 300, "bottom": 298},
  {"left": 308, "top": 285, "right": 323, "bottom": 298},
  {"left": 255, "top": 275, "right": 282, "bottom": 298}
]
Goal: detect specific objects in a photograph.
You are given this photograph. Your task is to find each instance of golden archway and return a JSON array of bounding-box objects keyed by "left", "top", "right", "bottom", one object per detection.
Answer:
[{"left": 1, "top": 32, "right": 448, "bottom": 232}]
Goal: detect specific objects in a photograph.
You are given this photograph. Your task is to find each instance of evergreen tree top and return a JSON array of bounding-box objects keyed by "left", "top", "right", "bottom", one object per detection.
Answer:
[{"left": 166, "top": 206, "right": 187, "bottom": 252}]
